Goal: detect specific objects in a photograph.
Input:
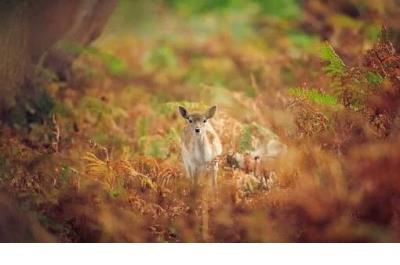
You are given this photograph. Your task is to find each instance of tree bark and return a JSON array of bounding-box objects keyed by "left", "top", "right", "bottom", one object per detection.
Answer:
[
  {"left": 0, "top": 1, "right": 30, "bottom": 111},
  {"left": 43, "top": 0, "right": 118, "bottom": 81},
  {"left": 0, "top": 0, "right": 117, "bottom": 118},
  {"left": 384, "top": 0, "right": 400, "bottom": 51}
]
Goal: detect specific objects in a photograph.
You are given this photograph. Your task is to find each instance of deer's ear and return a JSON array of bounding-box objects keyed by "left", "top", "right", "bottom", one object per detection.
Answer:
[
  {"left": 178, "top": 106, "right": 188, "bottom": 119},
  {"left": 205, "top": 105, "right": 217, "bottom": 119}
]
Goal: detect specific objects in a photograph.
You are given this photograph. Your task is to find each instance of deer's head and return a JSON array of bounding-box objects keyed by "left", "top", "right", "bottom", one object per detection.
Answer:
[{"left": 178, "top": 105, "right": 217, "bottom": 136}]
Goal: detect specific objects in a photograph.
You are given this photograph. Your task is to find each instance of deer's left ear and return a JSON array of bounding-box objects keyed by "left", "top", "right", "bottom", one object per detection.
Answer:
[{"left": 205, "top": 105, "right": 217, "bottom": 119}]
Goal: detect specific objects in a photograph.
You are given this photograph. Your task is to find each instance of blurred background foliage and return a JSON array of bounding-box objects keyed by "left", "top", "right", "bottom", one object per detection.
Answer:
[{"left": 1, "top": 0, "right": 400, "bottom": 242}]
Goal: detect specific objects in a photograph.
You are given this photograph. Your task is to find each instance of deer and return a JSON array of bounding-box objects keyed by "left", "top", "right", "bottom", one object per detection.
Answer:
[{"left": 178, "top": 105, "right": 222, "bottom": 189}]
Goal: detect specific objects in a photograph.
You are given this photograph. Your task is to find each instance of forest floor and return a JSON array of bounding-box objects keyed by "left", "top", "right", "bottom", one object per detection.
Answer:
[{"left": 1, "top": 3, "right": 400, "bottom": 242}]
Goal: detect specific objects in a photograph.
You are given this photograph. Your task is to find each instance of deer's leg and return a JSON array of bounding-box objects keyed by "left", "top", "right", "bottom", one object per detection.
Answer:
[
  {"left": 185, "top": 164, "right": 199, "bottom": 197},
  {"left": 193, "top": 167, "right": 199, "bottom": 187},
  {"left": 186, "top": 165, "right": 193, "bottom": 179},
  {"left": 183, "top": 154, "right": 191, "bottom": 178},
  {"left": 211, "top": 163, "right": 218, "bottom": 188},
  {"left": 185, "top": 165, "right": 191, "bottom": 179},
  {"left": 253, "top": 157, "right": 259, "bottom": 178},
  {"left": 210, "top": 163, "right": 219, "bottom": 202},
  {"left": 188, "top": 166, "right": 199, "bottom": 210}
]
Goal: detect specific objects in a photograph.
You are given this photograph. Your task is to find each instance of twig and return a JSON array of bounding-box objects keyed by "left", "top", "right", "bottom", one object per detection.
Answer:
[{"left": 51, "top": 114, "right": 60, "bottom": 152}]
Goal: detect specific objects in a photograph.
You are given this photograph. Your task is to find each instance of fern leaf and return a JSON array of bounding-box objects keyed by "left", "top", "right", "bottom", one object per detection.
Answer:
[
  {"left": 289, "top": 87, "right": 338, "bottom": 106},
  {"left": 320, "top": 42, "right": 346, "bottom": 76}
]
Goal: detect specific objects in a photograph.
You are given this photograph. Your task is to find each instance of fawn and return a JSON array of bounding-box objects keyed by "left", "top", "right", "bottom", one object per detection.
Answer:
[{"left": 178, "top": 105, "right": 222, "bottom": 188}]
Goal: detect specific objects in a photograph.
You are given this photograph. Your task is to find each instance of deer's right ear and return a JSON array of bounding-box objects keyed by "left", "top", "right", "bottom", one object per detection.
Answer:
[{"left": 178, "top": 106, "right": 188, "bottom": 119}]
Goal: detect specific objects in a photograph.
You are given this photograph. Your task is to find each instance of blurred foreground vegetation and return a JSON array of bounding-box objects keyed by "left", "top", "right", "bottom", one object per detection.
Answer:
[{"left": 1, "top": 0, "right": 400, "bottom": 242}]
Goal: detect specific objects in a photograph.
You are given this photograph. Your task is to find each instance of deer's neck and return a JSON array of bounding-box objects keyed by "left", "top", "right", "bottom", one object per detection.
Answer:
[
  {"left": 184, "top": 125, "right": 216, "bottom": 162},
  {"left": 194, "top": 131, "right": 210, "bottom": 147},
  {"left": 195, "top": 132, "right": 213, "bottom": 162}
]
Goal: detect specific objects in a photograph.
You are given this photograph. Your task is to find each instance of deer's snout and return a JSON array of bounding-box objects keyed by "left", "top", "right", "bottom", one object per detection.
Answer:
[{"left": 195, "top": 128, "right": 201, "bottom": 133}]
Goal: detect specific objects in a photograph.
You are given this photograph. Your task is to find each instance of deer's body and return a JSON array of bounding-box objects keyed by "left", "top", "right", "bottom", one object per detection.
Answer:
[{"left": 179, "top": 106, "right": 222, "bottom": 187}]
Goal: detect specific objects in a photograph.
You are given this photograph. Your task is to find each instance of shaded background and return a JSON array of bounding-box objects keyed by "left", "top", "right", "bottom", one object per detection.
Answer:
[{"left": 1, "top": 0, "right": 400, "bottom": 242}]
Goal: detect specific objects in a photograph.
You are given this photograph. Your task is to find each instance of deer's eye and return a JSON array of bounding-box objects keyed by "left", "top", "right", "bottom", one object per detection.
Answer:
[
  {"left": 188, "top": 119, "right": 193, "bottom": 123},
  {"left": 203, "top": 119, "right": 207, "bottom": 123}
]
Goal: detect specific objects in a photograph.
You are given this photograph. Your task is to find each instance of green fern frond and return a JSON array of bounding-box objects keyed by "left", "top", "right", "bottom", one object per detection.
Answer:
[
  {"left": 366, "top": 71, "right": 384, "bottom": 85},
  {"left": 320, "top": 42, "right": 346, "bottom": 76},
  {"left": 289, "top": 87, "right": 338, "bottom": 106}
]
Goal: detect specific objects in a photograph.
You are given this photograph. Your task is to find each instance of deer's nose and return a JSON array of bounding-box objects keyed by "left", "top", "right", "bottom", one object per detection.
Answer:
[{"left": 195, "top": 128, "right": 201, "bottom": 133}]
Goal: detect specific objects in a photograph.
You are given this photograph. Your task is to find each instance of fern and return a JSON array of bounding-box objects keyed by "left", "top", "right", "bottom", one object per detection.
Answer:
[
  {"left": 366, "top": 71, "right": 384, "bottom": 85},
  {"left": 84, "top": 151, "right": 114, "bottom": 188},
  {"left": 146, "top": 137, "right": 168, "bottom": 159},
  {"left": 159, "top": 101, "right": 208, "bottom": 116},
  {"left": 84, "top": 152, "right": 156, "bottom": 191},
  {"left": 239, "top": 125, "right": 254, "bottom": 152},
  {"left": 320, "top": 42, "right": 346, "bottom": 76},
  {"left": 135, "top": 116, "right": 150, "bottom": 154},
  {"left": 289, "top": 87, "right": 338, "bottom": 106},
  {"left": 115, "top": 159, "right": 156, "bottom": 190}
]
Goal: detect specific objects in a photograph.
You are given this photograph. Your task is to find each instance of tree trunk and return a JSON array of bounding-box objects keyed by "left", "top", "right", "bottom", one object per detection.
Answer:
[
  {"left": 43, "top": 0, "right": 118, "bottom": 81},
  {"left": 384, "top": 0, "right": 400, "bottom": 51},
  {"left": 0, "top": 1, "right": 30, "bottom": 112},
  {"left": 0, "top": 0, "right": 117, "bottom": 119}
]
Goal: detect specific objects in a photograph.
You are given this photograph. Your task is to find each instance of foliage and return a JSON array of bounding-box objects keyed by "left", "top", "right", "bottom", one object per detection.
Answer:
[
  {"left": 239, "top": 125, "right": 253, "bottom": 152},
  {"left": 319, "top": 42, "right": 346, "bottom": 77},
  {"left": 255, "top": 0, "right": 301, "bottom": 20},
  {"left": 143, "top": 45, "right": 178, "bottom": 70},
  {"left": 159, "top": 101, "right": 208, "bottom": 116},
  {"left": 289, "top": 87, "right": 338, "bottom": 106},
  {"left": 58, "top": 41, "right": 126, "bottom": 76},
  {"left": 1, "top": 0, "right": 400, "bottom": 243},
  {"left": 365, "top": 71, "right": 384, "bottom": 85}
]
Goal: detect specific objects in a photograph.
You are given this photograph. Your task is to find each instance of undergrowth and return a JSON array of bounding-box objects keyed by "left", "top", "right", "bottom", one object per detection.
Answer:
[{"left": 1, "top": 1, "right": 400, "bottom": 242}]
